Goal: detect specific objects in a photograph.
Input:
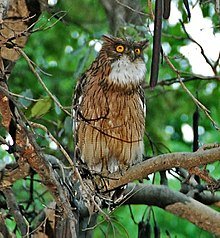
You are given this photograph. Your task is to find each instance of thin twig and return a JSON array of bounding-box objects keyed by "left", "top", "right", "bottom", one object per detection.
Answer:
[
  {"left": 27, "top": 57, "right": 52, "bottom": 77},
  {"left": 30, "top": 122, "right": 74, "bottom": 167},
  {"left": 144, "top": 74, "right": 220, "bottom": 88},
  {"left": 180, "top": 20, "right": 218, "bottom": 75},
  {"left": 16, "top": 47, "right": 71, "bottom": 116},
  {"left": 0, "top": 135, "right": 8, "bottom": 145},
  {"left": 30, "top": 11, "right": 67, "bottom": 33},
  {"left": 178, "top": 79, "right": 210, "bottom": 113},
  {"left": 179, "top": 78, "right": 219, "bottom": 130},
  {"left": 7, "top": 91, "right": 41, "bottom": 102},
  {"left": 0, "top": 84, "right": 30, "bottom": 110},
  {"left": 162, "top": 51, "right": 220, "bottom": 130},
  {"left": 213, "top": 52, "right": 220, "bottom": 72},
  {"left": 115, "top": 0, "right": 150, "bottom": 17}
]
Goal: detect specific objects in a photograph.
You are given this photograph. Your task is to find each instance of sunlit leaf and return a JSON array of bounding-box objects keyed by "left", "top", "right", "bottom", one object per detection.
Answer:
[{"left": 31, "top": 97, "right": 52, "bottom": 118}]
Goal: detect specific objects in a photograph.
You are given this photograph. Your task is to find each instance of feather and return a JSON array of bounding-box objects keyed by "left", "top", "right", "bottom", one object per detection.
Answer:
[{"left": 73, "top": 35, "right": 148, "bottom": 188}]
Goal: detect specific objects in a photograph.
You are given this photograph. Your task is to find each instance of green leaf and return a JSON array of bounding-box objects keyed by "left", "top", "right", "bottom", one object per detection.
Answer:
[
  {"left": 31, "top": 97, "right": 52, "bottom": 118},
  {"left": 64, "top": 116, "right": 73, "bottom": 136},
  {"left": 19, "top": 89, "right": 33, "bottom": 107}
]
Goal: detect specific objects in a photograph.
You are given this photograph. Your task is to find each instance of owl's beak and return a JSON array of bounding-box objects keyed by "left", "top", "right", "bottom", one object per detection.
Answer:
[{"left": 130, "top": 50, "right": 136, "bottom": 62}]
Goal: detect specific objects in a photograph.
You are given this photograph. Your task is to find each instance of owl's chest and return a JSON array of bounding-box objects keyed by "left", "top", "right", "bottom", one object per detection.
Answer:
[
  {"left": 108, "top": 58, "right": 146, "bottom": 85},
  {"left": 81, "top": 82, "right": 143, "bottom": 117},
  {"left": 77, "top": 80, "right": 145, "bottom": 170}
]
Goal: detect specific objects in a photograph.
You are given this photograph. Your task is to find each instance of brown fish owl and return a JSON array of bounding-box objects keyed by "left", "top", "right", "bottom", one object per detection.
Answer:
[{"left": 73, "top": 35, "right": 149, "bottom": 175}]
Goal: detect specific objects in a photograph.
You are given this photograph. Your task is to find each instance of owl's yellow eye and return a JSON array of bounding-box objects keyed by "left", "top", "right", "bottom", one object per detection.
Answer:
[
  {"left": 116, "top": 45, "right": 125, "bottom": 53},
  {"left": 135, "top": 48, "right": 141, "bottom": 55}
]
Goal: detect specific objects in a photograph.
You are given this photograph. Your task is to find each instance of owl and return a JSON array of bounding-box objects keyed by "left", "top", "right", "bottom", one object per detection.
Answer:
[{"left": 73, "top": 35, "right": 149, "bottom": 177}]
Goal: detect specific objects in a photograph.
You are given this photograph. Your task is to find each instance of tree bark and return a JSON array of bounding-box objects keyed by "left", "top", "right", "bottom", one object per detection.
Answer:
[
  {"left": 124, "top": 183, "right": 220, "bottom": 235},
  {"left": 0, "top": 1, "right": 219, "bottom": 237},
  {"left": 107, "top": 146, "right": 220, "bottom": 190}
]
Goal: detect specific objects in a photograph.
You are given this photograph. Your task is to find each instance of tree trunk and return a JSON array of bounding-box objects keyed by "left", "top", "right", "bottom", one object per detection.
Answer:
[{"left": 100, "top": 0, "right": 144, "bottom": 35}]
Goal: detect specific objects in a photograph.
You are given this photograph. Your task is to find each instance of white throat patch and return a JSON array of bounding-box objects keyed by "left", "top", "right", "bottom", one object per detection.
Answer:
[{"left": 109, "top": 55, "right": 146, "bottom": 85}]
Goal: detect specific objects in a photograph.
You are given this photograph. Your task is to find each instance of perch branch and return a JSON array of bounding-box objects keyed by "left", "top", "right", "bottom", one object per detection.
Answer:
[{"left": 107, "top": 146, "right": 220, "bottom": 190}]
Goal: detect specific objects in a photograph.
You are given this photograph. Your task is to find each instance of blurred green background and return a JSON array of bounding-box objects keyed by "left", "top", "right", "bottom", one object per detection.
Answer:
[{"left": 2, "top": 0, "right": 220, "bottom": 237}]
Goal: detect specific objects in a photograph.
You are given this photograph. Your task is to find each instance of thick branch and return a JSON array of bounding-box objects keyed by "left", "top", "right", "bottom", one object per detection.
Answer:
[
  {"left": 124, "top": 184, "right": 220, "bottom": 235},
  {"left": 0, "top": 159, "right": 30, "bottom": 187},
  {"left": 0, "top": 0, "right": 9, "bottom": 21},
  {"left": 0, "top": 213, "right": 11, "bottom": 238},
  {"left": 3, "top": 188, "right": 28, "bottom": 236},
  {"left": 108, "top": 147, "right": 220, "bottom": 190},
  {"left": 17, "top": 115, "right": 77, "bottom": 223}
]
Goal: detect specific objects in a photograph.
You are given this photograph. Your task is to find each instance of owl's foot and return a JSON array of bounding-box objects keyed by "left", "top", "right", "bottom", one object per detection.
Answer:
[
  {"left": 117, "top": 164, "right": 130, "bottom": 176},
  {"left": 91, "top": 171, "right": 110, "bottom": 192}
]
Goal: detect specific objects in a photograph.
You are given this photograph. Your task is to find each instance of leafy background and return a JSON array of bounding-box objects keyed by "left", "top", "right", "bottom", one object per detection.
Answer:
[{"left": 1, "top": 0, "right": 219, "bottom": 237}]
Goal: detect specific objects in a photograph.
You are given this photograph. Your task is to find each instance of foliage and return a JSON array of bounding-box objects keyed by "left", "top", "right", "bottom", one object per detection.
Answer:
[{"left": 2, "top": 0, "right": 219, "bottom": 237}]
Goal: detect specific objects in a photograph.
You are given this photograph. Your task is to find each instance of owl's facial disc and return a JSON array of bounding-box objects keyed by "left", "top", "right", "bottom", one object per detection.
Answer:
[
  {"left": 109, "top": 54, "right": 146, "bottom": 85},
  {"left": 100, "top": 35, "right": 148, "bottom": 85},
  {"left": 114, "top": 44, "right": 143, "bottom": 62}
]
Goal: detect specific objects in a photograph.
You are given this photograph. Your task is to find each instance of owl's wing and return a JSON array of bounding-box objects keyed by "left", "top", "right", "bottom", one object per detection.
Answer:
[
  {"left": 72, "top": 58, "right": 100, "bottom": 113},
  {"left": 72, "top": 72, "right": 89, "bottom": 158},
  {"left": 138, "top": 85, "right": 146, "bottom": 115},
  {"left": 72, "top": 72, "right": 89, "bottom": 146},
  {"left": 72, "top": 73, "right": 87, "bottom": 111}
]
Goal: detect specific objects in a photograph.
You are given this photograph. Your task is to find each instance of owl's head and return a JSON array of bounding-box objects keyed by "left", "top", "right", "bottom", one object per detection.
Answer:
[{"left": 100, "top": 35, "right": 149, "bottom": 86}]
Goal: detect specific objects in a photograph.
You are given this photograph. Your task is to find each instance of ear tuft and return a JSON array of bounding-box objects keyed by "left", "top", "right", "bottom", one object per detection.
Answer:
[
  {"left": 102, "top": 35, "right": 124, "bottom": 44},
  {"left": 139, "top": 39, "right": 149, "bottom": 49},
  {"left": 102, "top": 35, "right": 115, "bottom": 43}
]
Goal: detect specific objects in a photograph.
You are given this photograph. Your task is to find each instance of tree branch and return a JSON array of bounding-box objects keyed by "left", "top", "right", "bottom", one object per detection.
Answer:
[
  {"left": 2, "top": 188, "right": 28, "bottom": 236},
  {"left": 0, "top": 0, "right": 9, "bottom": 21},
  {"left": 144, "top": 74, "right": 220, "bottom": 88},
  {"left": 124, "top": 183, "right": 220, "bottom": 235},
  {"left": 107, "top": 146, "right": 220, "bottom": 190},
  {"left": 180, "top": 20, "right": 218, "bottom": 75},
  {"left": 0, "top": 158, "right": 30, "bottom": 188},
  {"left": 0, "top": 89, "right": 77, "bottom": 226},
  {"left": 0, "top": 213, "right": 11, "bottom": 238},
  {"left": 16, "top": 48, "right": 71, "bottom": 116}
]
